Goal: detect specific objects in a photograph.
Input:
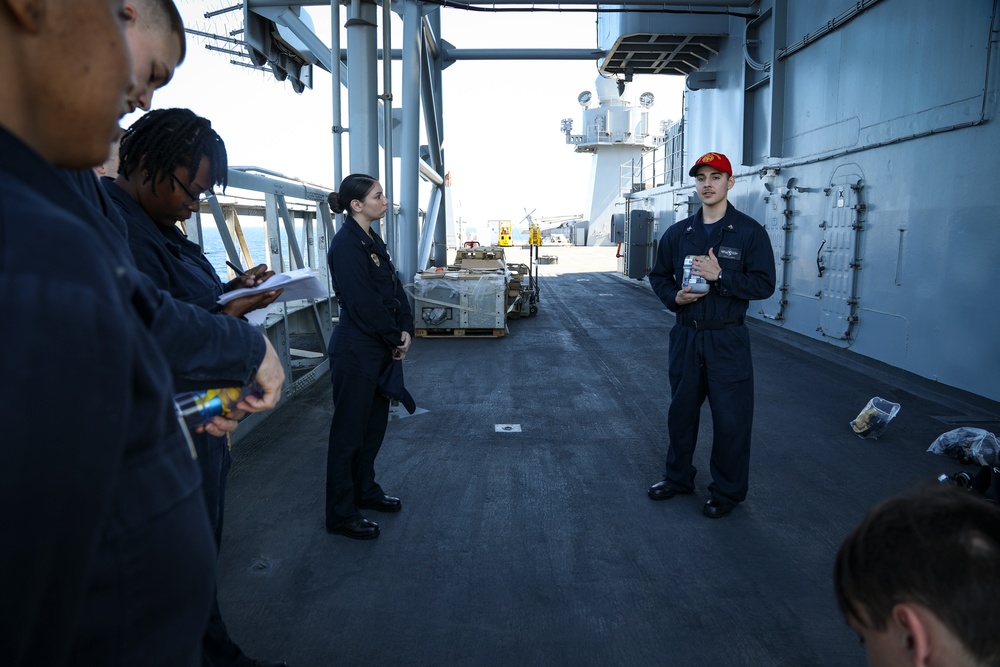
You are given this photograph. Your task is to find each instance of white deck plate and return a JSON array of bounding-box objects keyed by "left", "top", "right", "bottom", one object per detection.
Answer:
[{"left": 494, "top": 424, "right": 522, "bottom": 432}]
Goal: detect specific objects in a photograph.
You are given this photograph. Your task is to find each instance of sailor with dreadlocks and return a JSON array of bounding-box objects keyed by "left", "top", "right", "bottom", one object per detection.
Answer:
[
  {"left": 107, "top": 108, "right": 279, "bottom": 316},
  {"left": 103, "top": 107, "right": 287, "bottom": 667}
]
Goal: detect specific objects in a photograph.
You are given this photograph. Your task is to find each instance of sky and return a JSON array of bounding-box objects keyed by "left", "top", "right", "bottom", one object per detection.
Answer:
[{"left": 133, "top": 1, "right": 686, "bottom": 232}]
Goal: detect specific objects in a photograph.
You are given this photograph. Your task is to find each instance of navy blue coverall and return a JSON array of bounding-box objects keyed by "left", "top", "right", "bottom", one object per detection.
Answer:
[
  {"left": 0, "top": 126, "right": 257, "bottom": 665},
  {"left": 104, "top": 178, "right": 255, "bottom": 667},
  {"left": 62, "top": 168, "right": 265, "bottom": 392},
  {"left": 325, "top": 217, "right": 414, "bottom": 529},
  {"left": 647, "top": 204, "right": 775, "bottom": 504},
  {"left": 0, "top": 122, "right": 265, "bottom": 665},
  {"left": 105, "top": 178, "right": 226, "bottom": 312}
]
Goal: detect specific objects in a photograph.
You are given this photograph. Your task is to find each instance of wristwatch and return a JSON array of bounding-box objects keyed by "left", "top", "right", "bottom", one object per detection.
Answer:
[{"left": 717, "top": 270, "right": 723, "bottom": 282}]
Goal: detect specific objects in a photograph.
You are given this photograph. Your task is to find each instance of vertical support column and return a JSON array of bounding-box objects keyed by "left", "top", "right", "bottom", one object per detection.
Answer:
[
  {"left": 416, "top": 186, "right": 440, "bottom": 272},
  {"left": 207, "top": 196, "right": 241, "bottom": 265},
  {"left": 346, "top": 0, "right": 380, "bottom": 181},
  {"left": 277, "top": 197, "right": 305, "bottom": 270},
  {"left": 331, "top": 0, "right": 344, "bottom": 220},
  {"left": 382, "top": 0, "right": 396, "bottom": 259},
  {"left": 189, "top": 208, "right": 204, "bottom": 248},
  {"left": 398, "top": 0, "right": 423, "bottom": 291},
  {"left": 265, "top": 192, "right": 284, "bottom": 273},
  {"left": 316, "top": 203, "right": 334, "bottom": 288},
  {"left": 304, "top": 211, "right": 317, "bottom": 268},
  {"left": 426, "top": 9, "right": 448, "bottom": 268}
]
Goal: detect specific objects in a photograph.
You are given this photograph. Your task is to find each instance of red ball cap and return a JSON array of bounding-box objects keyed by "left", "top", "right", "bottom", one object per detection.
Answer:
[{"left": 688, "top": 152, "right": 733, "bottom": 177}]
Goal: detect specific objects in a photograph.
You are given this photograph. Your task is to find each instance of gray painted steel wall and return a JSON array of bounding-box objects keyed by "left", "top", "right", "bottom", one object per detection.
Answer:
[{"left": 631, "top": 0, "right": 1000, "bottom": 402}]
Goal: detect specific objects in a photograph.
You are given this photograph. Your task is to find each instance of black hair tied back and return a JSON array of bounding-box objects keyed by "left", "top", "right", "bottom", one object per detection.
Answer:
[
  {"left": 327, "top": 191, "right": 345, "bottom": 214},
  {"left": 327, "top": 173, "right": 378, "bottom": 216}
]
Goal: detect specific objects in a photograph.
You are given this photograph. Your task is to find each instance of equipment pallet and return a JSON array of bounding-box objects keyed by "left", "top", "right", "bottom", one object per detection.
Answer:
[{"left": 415, "top": 327, "right": 506, "bottom": 338}]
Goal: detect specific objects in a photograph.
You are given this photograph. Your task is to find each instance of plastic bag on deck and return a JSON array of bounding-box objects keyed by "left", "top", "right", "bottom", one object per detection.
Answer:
[
  {"left": 927, "top": 427, "right": 1000, "bottom": 467},
  {"left": 850, "top": 397, "right": 901, "bottom": 439}
]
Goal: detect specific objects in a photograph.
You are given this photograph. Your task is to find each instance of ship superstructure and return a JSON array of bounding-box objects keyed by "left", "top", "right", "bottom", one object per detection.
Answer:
[{"left": 561, "top": 76, "right": 658, "bottom": 244}]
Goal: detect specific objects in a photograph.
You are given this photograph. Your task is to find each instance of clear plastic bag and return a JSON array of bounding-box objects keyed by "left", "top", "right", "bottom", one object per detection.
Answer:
[
  {"left": 927, "top": 427, "right": 1000, "bottom": 467},
  {"left": 850, "top": 397, "right": 901, "bottom": 439}
]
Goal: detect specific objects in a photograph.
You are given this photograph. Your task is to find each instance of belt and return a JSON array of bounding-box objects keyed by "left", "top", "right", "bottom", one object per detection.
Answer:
[{"left": 679, "top": 317, "right": 744, "bottom": 331}]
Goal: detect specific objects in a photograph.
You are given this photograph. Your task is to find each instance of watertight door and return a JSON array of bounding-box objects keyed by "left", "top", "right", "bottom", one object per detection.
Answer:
[
  {"left": 818, "top": 178, "right": 864, "bottom": 340},
  {"left": 625, "top": 209, "right": 654, "bottom": 280}
]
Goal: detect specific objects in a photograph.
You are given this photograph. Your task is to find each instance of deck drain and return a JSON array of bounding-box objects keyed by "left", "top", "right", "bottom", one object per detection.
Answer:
[{"left": 495, "top": 424, "right": 522, "bottom": 432}]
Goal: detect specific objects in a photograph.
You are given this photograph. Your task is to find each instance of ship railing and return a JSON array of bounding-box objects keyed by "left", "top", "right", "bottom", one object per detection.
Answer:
[
  {"left": 619, "top": 118, "right": 686, "bottom": 193},
  {"left": 188, "top": 166, "right": 336, "bottom": 442}
]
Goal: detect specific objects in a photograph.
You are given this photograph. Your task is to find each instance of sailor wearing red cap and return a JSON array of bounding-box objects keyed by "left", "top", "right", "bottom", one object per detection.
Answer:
[{"left": 646, "top": 152, "right": 776, "bottom": 518}]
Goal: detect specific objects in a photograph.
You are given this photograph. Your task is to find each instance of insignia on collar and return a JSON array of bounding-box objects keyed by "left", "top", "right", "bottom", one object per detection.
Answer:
[{"left": 370, "top": 252, "right": 381, "bottom": 267}]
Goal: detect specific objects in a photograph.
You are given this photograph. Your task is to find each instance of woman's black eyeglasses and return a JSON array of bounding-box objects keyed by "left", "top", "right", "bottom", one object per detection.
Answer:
[{"left": 171, "top": 174, "right": 214, "bottom": 205}]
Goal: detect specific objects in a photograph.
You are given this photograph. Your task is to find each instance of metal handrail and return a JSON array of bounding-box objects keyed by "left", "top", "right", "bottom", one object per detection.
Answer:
[
  {"left": 191, "top": 168, "right": 339, "bottom": 442},
  {"left": 619, "top": 118, "right": 685, "bottom": 192}
]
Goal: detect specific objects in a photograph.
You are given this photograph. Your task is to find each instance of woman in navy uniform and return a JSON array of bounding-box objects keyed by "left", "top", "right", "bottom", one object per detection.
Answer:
[
  {"left": 104, "top": 108, "right": 288, "bottom": 667},
  {"left": 325, "top": 174, "right": 414, "bottom": 539}
]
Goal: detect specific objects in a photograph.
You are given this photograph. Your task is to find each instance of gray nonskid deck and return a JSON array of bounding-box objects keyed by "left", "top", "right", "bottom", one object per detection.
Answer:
[{"left": 218, "top": 247, "right": 997, "bottom": 667}]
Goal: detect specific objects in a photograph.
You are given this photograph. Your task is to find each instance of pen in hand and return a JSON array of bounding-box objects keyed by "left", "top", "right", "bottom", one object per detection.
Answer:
[
  {"left": 226, "top": 261, "right": 274, "bottom": 290},
  {"left": 226, "top": 260, "right": 265, "bottom": 289}
]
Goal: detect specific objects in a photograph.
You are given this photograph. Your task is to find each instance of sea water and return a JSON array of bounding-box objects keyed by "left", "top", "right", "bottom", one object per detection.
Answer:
[{"left": 197, "top": 220, "right": 289, "bottom": 281}]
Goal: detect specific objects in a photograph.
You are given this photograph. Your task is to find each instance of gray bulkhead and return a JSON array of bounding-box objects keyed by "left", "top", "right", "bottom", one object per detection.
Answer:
[{"left": 618, "top": 0, "right": 1000, "bottom": 402}]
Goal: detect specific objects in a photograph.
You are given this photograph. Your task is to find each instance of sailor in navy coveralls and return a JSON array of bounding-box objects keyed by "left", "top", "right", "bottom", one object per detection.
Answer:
[
  {"left": 0, "top": 3, "right": 283, "bottom": 663},
  {"left": 325, "top": 174, "right": 415, "bottom": 540},
  {"left": 104, "top": 108, "right": 287, "bottom": 667},
  {"left": 647, "top": 152, "right": 776, "bottom": 518}
]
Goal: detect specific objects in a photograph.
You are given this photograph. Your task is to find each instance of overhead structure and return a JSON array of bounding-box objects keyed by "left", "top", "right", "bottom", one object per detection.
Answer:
[
  {"left": 243, "top": 4, "right": 328, "bottom": 93},
  {"left": 195, "top": 1, "right": 772, "bottom": 289}
]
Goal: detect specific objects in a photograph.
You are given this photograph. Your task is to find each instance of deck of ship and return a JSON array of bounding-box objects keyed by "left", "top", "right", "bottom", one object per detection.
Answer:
[{"left": 216, "top": 246, "right": 999, "bottom": 667}]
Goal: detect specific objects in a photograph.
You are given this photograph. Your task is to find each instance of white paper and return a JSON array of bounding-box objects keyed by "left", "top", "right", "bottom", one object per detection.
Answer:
[{"left": 218, "top": 268, "right": 326, "bottom": 305}]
